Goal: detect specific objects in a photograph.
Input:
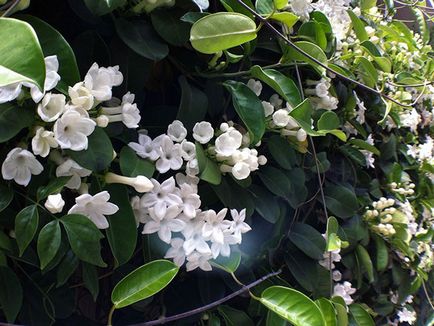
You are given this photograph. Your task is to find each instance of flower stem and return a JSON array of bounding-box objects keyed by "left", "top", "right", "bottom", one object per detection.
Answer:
[{"left": 107, "top": 305, "right": 116, "bottom": 326}]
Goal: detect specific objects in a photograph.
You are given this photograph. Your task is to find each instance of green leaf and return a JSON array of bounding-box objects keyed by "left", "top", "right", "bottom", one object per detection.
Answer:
[
  {"left": 316, "top": 298, "right": 337, "bottom": 326},
  {"left": 356, "top": 245, "right": 374, "bottom": 283},
  {"left": 68, "top": 127, "right": 113, "bottom": 171},
  {"left": 177, "top": 75, "right": 208, "bottom": 130},
  {"left": 83, "top": 0, "right": 126, "bottom": 15},
  {"left": 258, "top": 166, "right": 291, "bottom": 199},
  {"left": 333, "top": 302, "right": 349, "bottom": 326},
  {"left": 115, "top": 18, "right": 169, "bottom": 61},
  {"left": 373, "top": 234, "right": 388, "bottom": 271},
  {"left": 61, "top": 214, "right": 106, "bottom": 267},
  {"left": 348, "top": 11, "right": 368, "bottom": 42},
  {"left": 196, "top": 142, "right": 222, "bottom": 185},
  {"left": 56, "top": 250, "right": 79, "bottom": 287},
  {"left": 267, "top": 310, "right": 289, "bottom": 326},
  {"left": 289, "top": 223, "right": 326, "bottom": 260},
  {"left": 348, "top": 139, "right": 380, "bottom": 156},
  {"left": 274, "top": 0, "right": 288, "bottom": 9},
  {"left": 190, "top": 12, "right": 257, "bottom": 54},
  {"left": 0, "top": 17, "right": 45, "bottom": 90},
  {"left": 37, "top": 220, "right": 61, "bottom": 269},
  {"left": 223, "top": 81, "right": 265, "bottom": 144},
  {"left": 360, "top": 0, "right": 376, "bottom": 10},
  {"left": 349, "top": 304, "right": 375, "bottom": 326},
  {"left": 220, "top": 0, "right": 255, "bottom": 18},
  {"left": 318, "top": 111, "right": 340, "bottom": 131},
  {"left": 324, "top": 184, "right": 359, "bottom": 219},
  {"left": 105, "top": 184, "right": 137, "bottom": 267},
  {"left": 250, "top": 65, "right": 301, "bottom": 107},
  {"left": 298, "top": 21, "right": 327, "bottom": 51},
  {"left": 285, "top": 41, "right": 328, "bottom": 75},
  {"left": 36, "top": 176, "right": 71, "bottom": 201},
  {"left": 356, "top": 57, "right": 378, "bottom": 88},
  {"left": 218, "top": 305, "right": 254, "bottom": 326},
  {"left": 211, "top": 251, "right": 241, "bottom": 273},
  {"left": 111, "top": 259, "right": 179, "bottom": 309},
  {"left": 0, "top": 103, "right": 34, "bottom": 143},
  {"left": 285, "top": 250, "right": 318, "bottom": 292},
  {"left": 260, "top": 286, "right": 326, "bottom": 326},
  {"left": 0, "top": 184, "right": 13, "bottom": 213},
  {"left": 256, "top": 0, "right": 273, "bottom": 14},
  {"left": 326, "top": 217, "right": 345, "bottom": 251},
  {"left": 82, "top": 262, "right": 99, "bottom": 301},
  {"left": 267, "top": 135, "right": 297, "bottom": 170},
  {"left": 19, "top": 15, "right": 80, "bottom": 93},
  {"left": 151, "top": 8, "right": 191, "bottom": 46},
  {"left": 120, "top": 146, "right": 154, "bottom": 178},
  {"left": 0, "top": 266, "right": 23, "bottom": 323},
  {"left": 15, "top": 205, "right": 39, "bottom": 256},
  {"left": 249, "top": 185, "right": 280, "bottom": 223},
  {"left": 269, "top": 12, "right": 299, "bottom": 29}
]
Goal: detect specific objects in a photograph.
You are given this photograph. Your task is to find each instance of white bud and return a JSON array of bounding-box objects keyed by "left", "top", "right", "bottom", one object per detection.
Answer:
[{"left": 44, "top": 194, "right": 65, "bottom": 214}]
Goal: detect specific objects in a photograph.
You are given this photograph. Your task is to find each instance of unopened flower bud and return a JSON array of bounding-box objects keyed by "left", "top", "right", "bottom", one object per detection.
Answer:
[{"left": 44, "top": 194, "right": 65, "bottom": 214}]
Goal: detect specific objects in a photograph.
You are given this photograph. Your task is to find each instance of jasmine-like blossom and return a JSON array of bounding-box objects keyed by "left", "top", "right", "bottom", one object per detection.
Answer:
[
  {"left": 229, "top": 208, "right": 251, "bottom": 242},
  {"left": 131, "top": 196, "right": 150, "bottom": 226},
  {"left": 333, "top": 281, "right": 356, "bottom": 305},
  {"left": 1, "top": 148, "right": 43, "bottom": 186},
  {"left": 272, "top": 109, "right": 290, "bottom": 127},
  {"left": 55, "top": 158, "right": 92, "bottom": 189},
  {"left": 155, "top": 135, "right": 183, "bottom": 173},
  {"left": 167, "top": 120, "right": 187, "bottom": 143},
  {"left": 0, "top": 82, "right": 23, "bottom": 104},
  {"left": 186, "top": 251, "right": 213, "bottom": 271},
  {"left": 31, "top": 127, "right": 58, "bottom": 157},
  {"left": 53, "top": 109, "right": 96, "bottom": 151},
  {"left": 84, "top": 63, "right": 123, "bottom": 101},
  {"left": 102, "top": 92, "right": 141, "bottom": 128},
  {"left": 68, "top": 191, "right": 119, "bottom": 229},
  {"left": 37, "top": 93, "right": 66, "bottom": 122},
  {"left": 215, "top": 128, "right": 243, "bottom": 156},
  {"left": 129, "top": 133, "right": 160, "bottom": 161},
  {"left": 28, "top": 55, "right": 61, "bottom": 103},
  {"left": 164, "top": 238, "right": 187, "bottom": 266},
  {"left": 397, "top": 307, "right": 417, "bottom": 325},
  {"left": 180, "top": 140, "right": 196, "bottom": 161},
  {"left": 68, "top": 82, "right": 94, "bottom": 111},
  {"left": 193, "top": 121, "right": 214, "bottom": 144},
  {"left": 105, "top": 172, "right": 154, "bottom": 193},
  {"left": 142, "top": 205, "right": 186, "bottom": 243},
  {"left": 246, "top": 79, "right": 262, "bottom": 96},
  {"left": 178, "top": 182, "right": 201, "bottom": 218},
  {"left": 201, "top": 208, "right": 230, "bottom": 244},
  {"left": 44, "top": 194, "right": 65, "bottom": 214},
  {"left": 353, "top": 91, "right": 367, "bottom": 124},
  {"left": 183, "top": 220, "right": 212, "bottom": 255}
]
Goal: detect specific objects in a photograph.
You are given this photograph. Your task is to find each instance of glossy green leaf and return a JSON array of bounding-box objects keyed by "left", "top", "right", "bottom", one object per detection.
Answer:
[
  {"left": 356, "top": 245, "right": 374, "bottom": 283},
  {"left": 61, "top": 214, "right": 106, "bottom": 267},
  {"left": 15, "top": 205, "right": 39, "bottom": 256},
  {"left": 19, "top": 15, "right": 80, "bottom": 93},
  {"left": 105, "top": 184, "right": 137, "bottom": 267},
  {"left": 249, "top": 185, "right": 280, "bottom": 223},
  {"left": 116, "top": 18, "right": 169, "bottom": 61},
  {"left": 68, "top": 127, "right": 113, "bottom": 172},
  {"left": 36, "top": 176, "right": 71, "bottom": 201},
  {"left": 258, "top": 166, "right": 291, "bottom": 199},
  {"left": 299, "top": 21, "right": 327, "bottom": 51},
  {"left": 211, "top": 251, "right": 241, "bottom": 273},
  {"left": 285, "top": 250, "right": 318, "bottom": 292},
  {"left": 223, "top": 80, "right": 265, "bottom": 144},
  {"left": 318, "top": 111, "right": 340, "bottom": 131},
  {"left": 250, "top": 65, "right": 301, "bottom": 107},
  {"left": 120, "top": 146, "right": 155, "bottom": 178},
  {"left": 360, "top": 0, "right": 376, "bottom": 10},
  {"left": 348, "top": 139, "right": 380, "bottom": 156},
  {"left": 285, "top": 41, "right": 328, "bottom": 75},
  {"left": 190, "top": 12, "right": 257, "bottom": 54},
  {"left": 260, "top": 286, "right": 326, "bottom": 326},
  {"left": 267, "top": 135, "right": 297, "bottom": 170},
  {"left": 333, "top": 302, "right": 349, "bottom": 326},
  {"left": 218, "top": 305, "right": 254, "bottom": 326},
  {"left": 348, "top": 11, "right": 368, "bottom": 42},
  {"left": 0, "top": 103, "right": 35, "bottom": 143},
  {"left": 255, "top": 0, "right": 273, "bottom": 13},
  {"left": 151, "top": 8, "right": 191, "bottom": 46},
  {"left": 349, "top": 304, "right": 375, "bottom": 326},
  {"left": 270, "top": 12, "right": 299, "bottom": 29},
  {"left": 274, "top": 0, "right": 288, "bottom": 9},
  {"left": 316, "top": 298, "right": 337, "bottom": 326},
  {"left": 111, "top": 259, "right": 179, "bottom": 308},
  {"left": 83, "top": 0, "right": 126, "bottom": 16},
  {"left": 196, "top": 142, "right": 222, "bottom": 185},
  {"left": 0, "top": 266, "right": 23, "bottom": 323},
  {"left": 289, "top": 223, "right": 326, "bottom": 260},
  {"left": 356, "top": 57, "right": 378, "bottom": 88},
  {"left": 37, "top": 220, "right": 61, "bottom": 269},
  {"left": 0, "top": 184, "right": 13, "bottom": 213},
  {"left": 324, "top": 184, "right": 359, "bottom": 219},
  {"left": 373, "top": 234, "right": 389, "bottom": 271},
  {"left": 267, "top": 310, "right": 289, "bottom": 326},
  {"left": 56, "top": 250, "right": 79, "bottom": 287},
  {"left": 82, "top": 262, "right": 99, "bottom": 301},
  {"left": 177, "top": 75, "right": 208, "bottom": 130},
  {"left": 0, "top": 17, "right": 45, "bottom": 90}
]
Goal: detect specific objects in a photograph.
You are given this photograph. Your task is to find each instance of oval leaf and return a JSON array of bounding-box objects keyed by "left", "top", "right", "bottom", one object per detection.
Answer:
[
  {"left": 37, "top": 220, "right": 61, "bottom": 269},
  {"left": 15, "top": 205, "right": 39, "bottom": 256},
  {"left": 0, "top": 266, "right": 23, "bottom": 323},
  {"left": 190, "top": 12, "right": 257, "bottom": 54},
  {"left": 111, "top": 259, "right": 179, "bottom": 309}
]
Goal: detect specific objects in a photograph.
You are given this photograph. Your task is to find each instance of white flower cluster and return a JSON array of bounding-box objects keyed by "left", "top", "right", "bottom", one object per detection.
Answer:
[
  {"left": 305, "top": 78, "right": 339, "bottom": 111},
  {"left": 389, "top": 181, "right": 415, "bottom": 197},
  {"left": 131, "top": 174, "right": 251, "bottom": 271},
  {"left": 364, "top": 197, "right": 397, "bottom": 236},
  {"left": 389, "top": 293, "right": 417, "bottom": 325},
  {"left": 360, "top": 134, "right": 375, "bottom": 169},
  {"left": 287, "top": 0, "right": 313, "bottom": 22},
  {"left": 407, "top": 136, "right": 434, "bottom": 166},
  {"left": 333, "top": 281, "right": 356, "bottom": 305}
]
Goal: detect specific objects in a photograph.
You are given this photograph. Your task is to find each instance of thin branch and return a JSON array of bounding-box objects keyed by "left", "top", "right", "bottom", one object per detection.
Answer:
[
  {"left": 129, "top": 270, "right": 281, "bottom": 326},
  {"left": 1, "top": 0, "right": 20, "bottom": 17},
  {"left": 234, "top": 0, "right": 413, "bottom": 108},
  {"left": 422, "top": 280, "right": 434, "bottom": 311}
]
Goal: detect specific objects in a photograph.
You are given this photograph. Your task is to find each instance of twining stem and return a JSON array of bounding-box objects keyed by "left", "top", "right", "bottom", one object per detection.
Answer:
[
  {"left": 1, "top": 0, "right": 20, "bottom": 17},
  {"left": 234, "top": 0, "right": 413, "bottom": 108},
  {"left": 129, "top": 270, "right": 281, "bottom": 326},
  {"left": 107, "top": 305, "right": 116, "bottom": 326}
]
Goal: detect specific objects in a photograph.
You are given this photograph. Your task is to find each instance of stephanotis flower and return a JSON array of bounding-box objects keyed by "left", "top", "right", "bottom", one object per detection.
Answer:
[
  {"left": 1, "top": 148, "right": 43, "bottom": 186},
  {"left": 53, "top": 108, "right": 96, "bottom": 151},
  {"left": 37, "top": 93, "right": 66, "bottom": 122},
  {"left": 44, "top": 194, "right": 65, "bottom": 214},
  {"left": 186, "top": 251, "right": 213, "bottom": 272},
  {"left": 55, "top": 158, "right": 92, "bottom": 189},
  {"left": 142, "top": 205, "right": 186, "bottom": 243},
  {"left": 128, "top": 133, "right": 160, "bottom": 161},
  {"left": 193, "top": 121, "right": 214, "bottom": 144},
  {"left": 68, "top": 191, "right": 119, "bottom": 229},
  {"left": 105, "top": 172, "right": 153, "bottom": 193},
  {"left": 164, "top": 238, "right": 187, "bottom": 267},
  {"left": 31, "top": 127, "right": 58, "bottom": 157},
  {"left": 68, "top": 82, "right": 94, "bottom": 111},
  {"left": 201, "top": 208, "right": 231, "bottom": 244},
  {"left": 28, "top": 55, "right": 61, "bottom": 103},
  {"left": 167, "top": 120, "right": 187, "bottom": 143},
  {"left": 101, "top": 92, "right": 141, "bottom": 128},
  {"left": 155, "top": 135, "right": 183, "bottom": 173},
  {"left": 214, "top": 128, "right": 243, "bottom": 156},
  {"left": 229, "top": 208, "right": 251, "bottom": 242},
  {"left": 84, "top": 63, "right": 123, "bottom": 101}
]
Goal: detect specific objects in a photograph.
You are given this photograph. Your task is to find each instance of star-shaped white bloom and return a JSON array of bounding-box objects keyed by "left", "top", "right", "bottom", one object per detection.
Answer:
[
  {"left": 129, "top": 133, "right": 160, "bottom": 161},
  {"left": 229, "top": 208, "right": 251, "bottom": 242},
  {"left": 186, "top": 251, "right": 213, "bottom": 271},
  {"left": 180, "top": 140, "right": 196, "bottom": 161},
  {"left": 68, "top": 191, "right": 119, "bottom": 229},
  {"left": 167, "top": 120, "right": 187, "bottom": 143},
  {"left": 210, "top": 230, "right": 239, "bottom": 259},
  {"left": 164, "top": 238, "right": 187, "bottom": 267},
  {"left": 55, "top": 158, "right": 92, "bottom": 189},
  {"left": 84, "top": 63, "right": 123, "bottom": 101},
  {"left": 53, "top": 109, "right": 96, "bottom": 151},
  {"left": 142, "top": 206, "right": 185, "bottom": 243},
  {"left": 131, "top": 195, "right": 151, "bottom": 226},
  {"left": 215, "top": 129, "right": 243, "bottom": 156},
  {"left": 178, "top": 183, "right": 201, "bottom": 218},
  {"left": 201, "top": 208, "right": 231, "bottom": 244},
  {"left": 28, "top": 55, "right": 61, "bottom": 103},
  {"left": 31, "top": 127, "right": 58, "bottom": 158},
  {"left": 1, "top": 148, "right": 43, "bottom": 186},
  {"left": 0, "top": 82, "right": 22, "bottom": 104},
  {"left": 183, "top": 220, "right": 211, "bottom": 255},
  {"left": 155, "top": 135, "right": 183, "bottom": 173},
  {"left": 193, "top": 121, "right": 214, "bottom": 144},
  {"left": 37, "top": 93, "right": 66, "bottom": 122},
  {"left": 68, "top": 82, "right": 94, "bottom": 111}
]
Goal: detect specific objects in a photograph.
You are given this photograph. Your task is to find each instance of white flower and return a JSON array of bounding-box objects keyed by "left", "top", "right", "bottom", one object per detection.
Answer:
[
  {"left": 31, "top": 127, "right": 58, "bottom": 157},
  {"left": 183, "top": 220, "right": 211, "bottom": 255},
  {"left": 270, "top": 94, "right": 283, "bottom": 108},
  {"left": 272, "top": 109, "right": 291, "bottom": 127},
  {"left": 179, "top": 183, "right": 201, "bottom": 218},
  {"left": 44, "top": 194, "right": 65, "bottom": 214},
  {"left": 201, "top": 209, "right": 231, "bottom": 244},
  {"left": 289, "top": 0, "right": 312, "bottom": 22},
  {"left": 68, "top": 191, "right": 119, "bottom": 229},
  {"left": 397, "top": 307, "right": 416, "bottom": 325},
  {"left": 37, "top": 93, "right": 66, "bottom": 122},
  {"left": 176, "top": 173, "right": 199, "bottom": 191},
  {"left": 68, "top": 82, "right": 94, "bottom": 111},
  {"left": 140, "top": 177, "right": 182, "bottom": 219},
  {"left": 55, "top": 158, "right": 92, "bottom": 189},
  {"left": 333, "top": 281, "right": 356, "bottom": 305},
  {"left": 164, "top": 238, "right": 186, "bottom": 266},
  {"left": 186, "top": 251, "right": 213, "bottom": 271},
  {"left": 186, "top": 158, "right": 199, "bottom": 176},
  {"left": 215, "top": 129, "right": 243, "bottom": 156},
  {"left": 353, "top": 91, "right": 367, "bottom": 124},
  {"left": 229, "top": 208, "right": 251, "bottom": 242},
  {"left": 193, "top": 121, "right": 214, "bottom": 144},
  {"left": 54, "top": 109, "right": 96, "bottom": 151},
  {"left": 102, "top": 92, "right": 141, "bottom": 128},
  {"left": 315, "top": 79, "right": 330, "bottom": 97},
  {"left": 210, "top": 230, "right": 239, "bottom": 258},
  {"left": 105, "top": 172, "right": 154, "bottom": 193},
  {"left": 28, "top": 55, "right": 61, "bottom": 103},
  {"left": 167, "top": 120, "right": 187, "bottom": 142},
  {"left": 129, "top": 133, "right": 160, "bottom": 161},
  {"left": 247, "top": 79, "right": 262, "bottom": 96},
  {"left": 0, "top": 82, "right": 22, "bottom": 104},
  {"left": 131, "top": 196, "right": 150, "bottom": 226},
  {"left": 400, "top": 108, "right": 421, "bottom": 133},
  {"left": 232, "top": 161, "right": 251, "bottom": 180},
  {"left": 180, "top": 140, "right": 196, "bottom": 161},
  {"left": 332, "top": 270, "right": 342, "bottom": 281},
  {"left": 262, "top": 101, "right": 274, "bottom": 117},
  {"left": 142, "top": 205, "right": 185, "bottom": 243},
  {"left": 84, "top": 63, "right": 123, "bottom": 101},
  {"left": 1, "top": 148, "right": 43, "bottom": 186},
  {"left": 155, "top": 135, "right": 183, "bottom": 173}
]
